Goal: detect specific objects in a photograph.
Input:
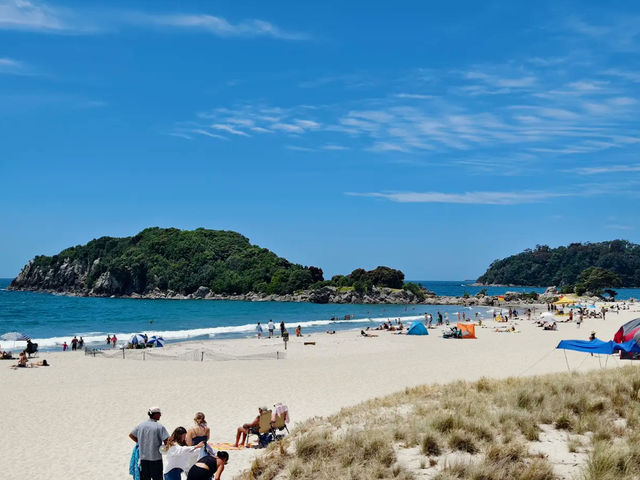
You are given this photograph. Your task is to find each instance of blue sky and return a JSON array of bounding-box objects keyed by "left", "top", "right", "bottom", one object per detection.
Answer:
[{"left": 1, "top": 0, "right": 639, "bottom": 279}]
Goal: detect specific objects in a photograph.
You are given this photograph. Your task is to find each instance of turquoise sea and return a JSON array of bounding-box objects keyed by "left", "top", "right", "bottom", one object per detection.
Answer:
[{"left": 1, "top": 278, "right": 638, "bottom": 350}]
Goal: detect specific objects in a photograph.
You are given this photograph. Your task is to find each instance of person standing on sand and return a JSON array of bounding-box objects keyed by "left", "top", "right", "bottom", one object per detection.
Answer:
[
  {"left": 112, "top": 335, "right": 117, "bottom": 348},
  {"left": 129, "top": 406, "right": 169, "bottom": 480},
  {"left": 106, "top": 335, "right": 111, "bottom": 346},
  {"left": 71, "top": 336, "right": 78, "bottom": 351},
  {"left": 268, "top": 320, "right": 275, "bottom": 339},
  {"left": 256, "top": 322, "right": 262, "bottom": 339},
  {"left": 280, "top": 321, "right": 285, "bottom": 336},
  {"left": 62, "top": 341, "right": 68, "bottom": 351}
]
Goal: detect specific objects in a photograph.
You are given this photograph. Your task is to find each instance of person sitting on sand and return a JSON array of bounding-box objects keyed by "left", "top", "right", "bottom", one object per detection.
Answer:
[
  {"left": 589, "top": 331, "right": 596, "bottom": 341},
  {"left": 160, "top": 426, "right": 205, "bottom": 480},
  {"left": 361, "top": 330, "right": 378, "bottom": 337},
  {"left": 295, "top": 325, "right": 301, "bottom": 337},
  {"left": 543, "top": 322, "right": 557, "bottom": 331},
  {"left": 186, "top": 412, "right": 211, "bottom": 453},
  {"left": 186, "top": 451, "right": 228, "bottom": 480},
  {"left": 234, "top": 407, "right": 267, "bottom": 447},
  {"left": 16, "top": 350, "right": 28, "bottom": 367}
]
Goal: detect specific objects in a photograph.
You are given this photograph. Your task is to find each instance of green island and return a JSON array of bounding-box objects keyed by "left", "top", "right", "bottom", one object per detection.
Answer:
[
  {"left": 9, "top": 227, "right": 423, "bottom": 299},
  {"left": 477, "top": 240, "right": 639, "bottom": 295}
]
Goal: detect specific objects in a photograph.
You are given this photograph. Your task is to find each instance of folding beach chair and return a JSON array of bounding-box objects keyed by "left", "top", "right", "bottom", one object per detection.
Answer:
[
  {"left": 271, "top": 412, "right": 289, "bottom": 440},
  {"left": 248, "top": 409, "right": 273, "bottom": 448}
]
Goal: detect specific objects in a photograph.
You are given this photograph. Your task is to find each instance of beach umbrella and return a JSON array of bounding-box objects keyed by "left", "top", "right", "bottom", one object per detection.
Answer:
[
  {"left": 129, "top": 334, "right": 146, "bottom": 345},
  {"left": 1, "top": 332, "right": 30, "bottom": 341},
  {"left": 147, "top": 336, "right": 165, "bottom": 347}
]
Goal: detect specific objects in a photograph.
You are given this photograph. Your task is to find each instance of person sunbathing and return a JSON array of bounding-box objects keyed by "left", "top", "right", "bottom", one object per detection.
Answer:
[
  {"left": 234, "top": 407, "right": 267, "bottom": 447},
  {"left": 361, "top": 330, "right": 377, "bottom": 337},
  {"left": 543, "top": 322, "right": 557, "bottom": 331}
]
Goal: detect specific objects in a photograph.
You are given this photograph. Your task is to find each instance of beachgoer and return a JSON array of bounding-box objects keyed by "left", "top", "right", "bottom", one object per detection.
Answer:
[
  {"left": 78, "top": 337, "right": 84, "bottom": 349},
  {"left": 589, "top": 331, "right": 596, "bottom": 341},
  {"left": 106, "top": 335, "right": 111, "bottom": 345},
  {"left": 62, "top": 341, "right": 68, "bottom": 352},
  {"left": 256, "top": 322, "right": 262, "bottom": 339},
  {"left": 295, "top": 325, "right": 301, "bottom": 337},
  {"left": 280, "top": 321, "right": 285, "bottom": 336},
  {"left": 160, "top": 426, "right": 204, "bottom": 480},
  {"left": 112, "top": 335, "right": 117, "bottom": 347},
  {"left": 234, "top": 407, "right": 267, "bottom": 447},
  {"left": 186, "top": 412, "right": 210, "bottom": 451},
  {"left": 71, "top": 336, "right": 78, "bottom": 351},
  {"left": 129, "top": 407, "right": 169, "bottom": 480},
  {"left": 17, "top": 350, "right": 28, "bottom": 367},
  {"left": 267, "top": 320, "right": 275, "bottom": 338},
  {"left": 186, "top": 451, "right": 228, "bottom": 480}
]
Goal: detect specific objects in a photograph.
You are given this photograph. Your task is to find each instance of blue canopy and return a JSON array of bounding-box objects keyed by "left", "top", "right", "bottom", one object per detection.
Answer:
[
  {"left": 407, "top": 321, "right": 428, "bottom": 336},
  {"left": 557, "top": 338, "right": 640, "bottom": 354}
]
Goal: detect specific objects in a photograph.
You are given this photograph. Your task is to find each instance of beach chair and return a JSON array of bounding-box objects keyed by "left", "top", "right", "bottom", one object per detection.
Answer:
[
  {"left": 26, "top": 342, "right": 38, "bottom": 358},
  {"left": 248, "top": 409, "right": 273, "bottom": 448},
  {"left": 271, "top": 412, "right": 289, "bottom": 439}
]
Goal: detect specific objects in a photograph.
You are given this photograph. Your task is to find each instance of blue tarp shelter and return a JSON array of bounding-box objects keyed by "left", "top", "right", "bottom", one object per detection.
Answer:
[
  {"left": 557, "top": 338, "right": 640, "bottom": 354},
  {"left": 407, "top": 321, "right": 428, "bottom": 336}
]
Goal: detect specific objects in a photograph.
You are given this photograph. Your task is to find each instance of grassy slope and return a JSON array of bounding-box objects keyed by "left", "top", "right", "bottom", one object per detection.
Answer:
[{"left": 238, "top": 366, "right": 640, "bottom": 480}]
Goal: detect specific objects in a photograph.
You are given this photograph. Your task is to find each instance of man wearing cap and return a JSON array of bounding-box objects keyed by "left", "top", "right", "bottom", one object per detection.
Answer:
[{"left": 129, "top": 407, "right": 169, "bottom": 480}]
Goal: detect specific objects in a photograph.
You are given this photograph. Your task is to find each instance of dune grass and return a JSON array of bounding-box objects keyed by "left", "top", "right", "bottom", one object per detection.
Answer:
[{"left": 237, "top": 365, "right": 640, "bottom": 480}]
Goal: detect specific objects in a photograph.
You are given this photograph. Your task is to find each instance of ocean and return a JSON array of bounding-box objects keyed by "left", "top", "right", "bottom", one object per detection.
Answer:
[{"left": 1, "top": 278, "right": 638, "bottom": 350}]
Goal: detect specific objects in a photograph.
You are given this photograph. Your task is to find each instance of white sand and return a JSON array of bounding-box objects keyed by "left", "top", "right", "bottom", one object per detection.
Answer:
[{"left": 1, "top": 304, "right": 637, "bottom": 479}]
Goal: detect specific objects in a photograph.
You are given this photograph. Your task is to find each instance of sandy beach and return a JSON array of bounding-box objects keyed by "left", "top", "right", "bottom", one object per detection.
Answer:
[{"left": 1, "top": 303, "right": 638, "bottom": 479}]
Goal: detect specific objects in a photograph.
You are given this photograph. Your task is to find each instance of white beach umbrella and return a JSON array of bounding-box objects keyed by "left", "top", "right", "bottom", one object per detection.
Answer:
[
  {"left": 1, "top": 332, "right": 30, "bottom": 341},
  {"left": 129, "top": 334, "right": 146, "bottom": 345}
]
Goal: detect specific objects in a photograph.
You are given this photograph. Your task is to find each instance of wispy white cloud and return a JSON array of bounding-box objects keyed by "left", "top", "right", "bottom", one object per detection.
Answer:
[
  {"left": 0, "top": 56, "right": 31, "bottom": 74},
  {"left": 605, "top": 224, "right": 632, "bottom": 230},
  {"left": 128, "top": 13, "right": 308, "bottom": 40},
  {"left": 346, "top": 190, "right": 569, "bottom": 205},
  {"left": 0, "top": 1, "right": 308, "bottom": 39},
  {"left": 571, "top": 164, "right": 640, "bottom": 175}
]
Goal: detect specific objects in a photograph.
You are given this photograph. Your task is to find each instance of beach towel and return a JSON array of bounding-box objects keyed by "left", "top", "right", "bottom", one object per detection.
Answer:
[
  {"left": 273, "top": 403, "right": 290, "bottom": 423},
  {"left": 209, "top": 442, "right": 252, "bottom": 450},
  {"left": 129, "top": 445, "right": 140, "bottom": 480}
]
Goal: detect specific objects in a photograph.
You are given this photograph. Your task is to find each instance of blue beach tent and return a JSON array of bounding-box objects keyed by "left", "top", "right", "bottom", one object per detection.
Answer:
[{"left": 407, "top": 321, "right": 428, "bottom": 336}]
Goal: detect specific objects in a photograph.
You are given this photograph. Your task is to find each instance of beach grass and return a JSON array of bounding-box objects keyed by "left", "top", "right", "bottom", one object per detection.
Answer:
[{"left": 237, "top": 365, "right": 640, "bottom": 479}]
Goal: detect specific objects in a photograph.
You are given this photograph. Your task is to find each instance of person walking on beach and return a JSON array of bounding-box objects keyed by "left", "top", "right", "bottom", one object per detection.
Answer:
[
  {"left": 268, "top": 320, "right": 275, "bottom": 339},
  {"left": 106, "top": 335, "right": 111, "bottom": 346},
  {"left": 256, "top": 322, "right": 263, "bottom": 339},
  {"left": 78, "top": 337, "right": 84, "bottom": 349},
  {"left": 112, "top": 335, "right": 117, "bottom": 348},
  {"left": 62, "top": 341, "right": 68, "bottom": 352},
  {"left": 280, "top": 321, "right": 285, "bottom": 336},
  {"left": 129, "top": 406, "right": 169, "bottom": 480},
  {"left": 71, "top": 336, "right": 78, "bottom": 351}
]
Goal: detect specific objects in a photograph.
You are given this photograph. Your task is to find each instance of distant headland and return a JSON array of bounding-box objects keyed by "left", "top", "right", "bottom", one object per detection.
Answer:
[{"left": 476, "top": 240, "right": 638, "bottom": 296}]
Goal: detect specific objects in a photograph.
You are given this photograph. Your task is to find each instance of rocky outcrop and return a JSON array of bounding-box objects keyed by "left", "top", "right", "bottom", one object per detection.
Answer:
[{"left": 10, "top": 264, "right": 546, "bottom": 306}]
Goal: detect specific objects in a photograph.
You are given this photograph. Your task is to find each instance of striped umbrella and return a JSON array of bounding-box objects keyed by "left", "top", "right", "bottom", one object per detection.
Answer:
[
  {"left": 147, "top": 336, "right": 165, "bottom": 347},
  {"left": 129, "top": 334, "right": 146, "bottom": 345}
]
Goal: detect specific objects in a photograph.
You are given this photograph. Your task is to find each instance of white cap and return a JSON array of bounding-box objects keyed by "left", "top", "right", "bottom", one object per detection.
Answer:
[{"left": 148, "top": 406, "right": 161, "bottom": 414}]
